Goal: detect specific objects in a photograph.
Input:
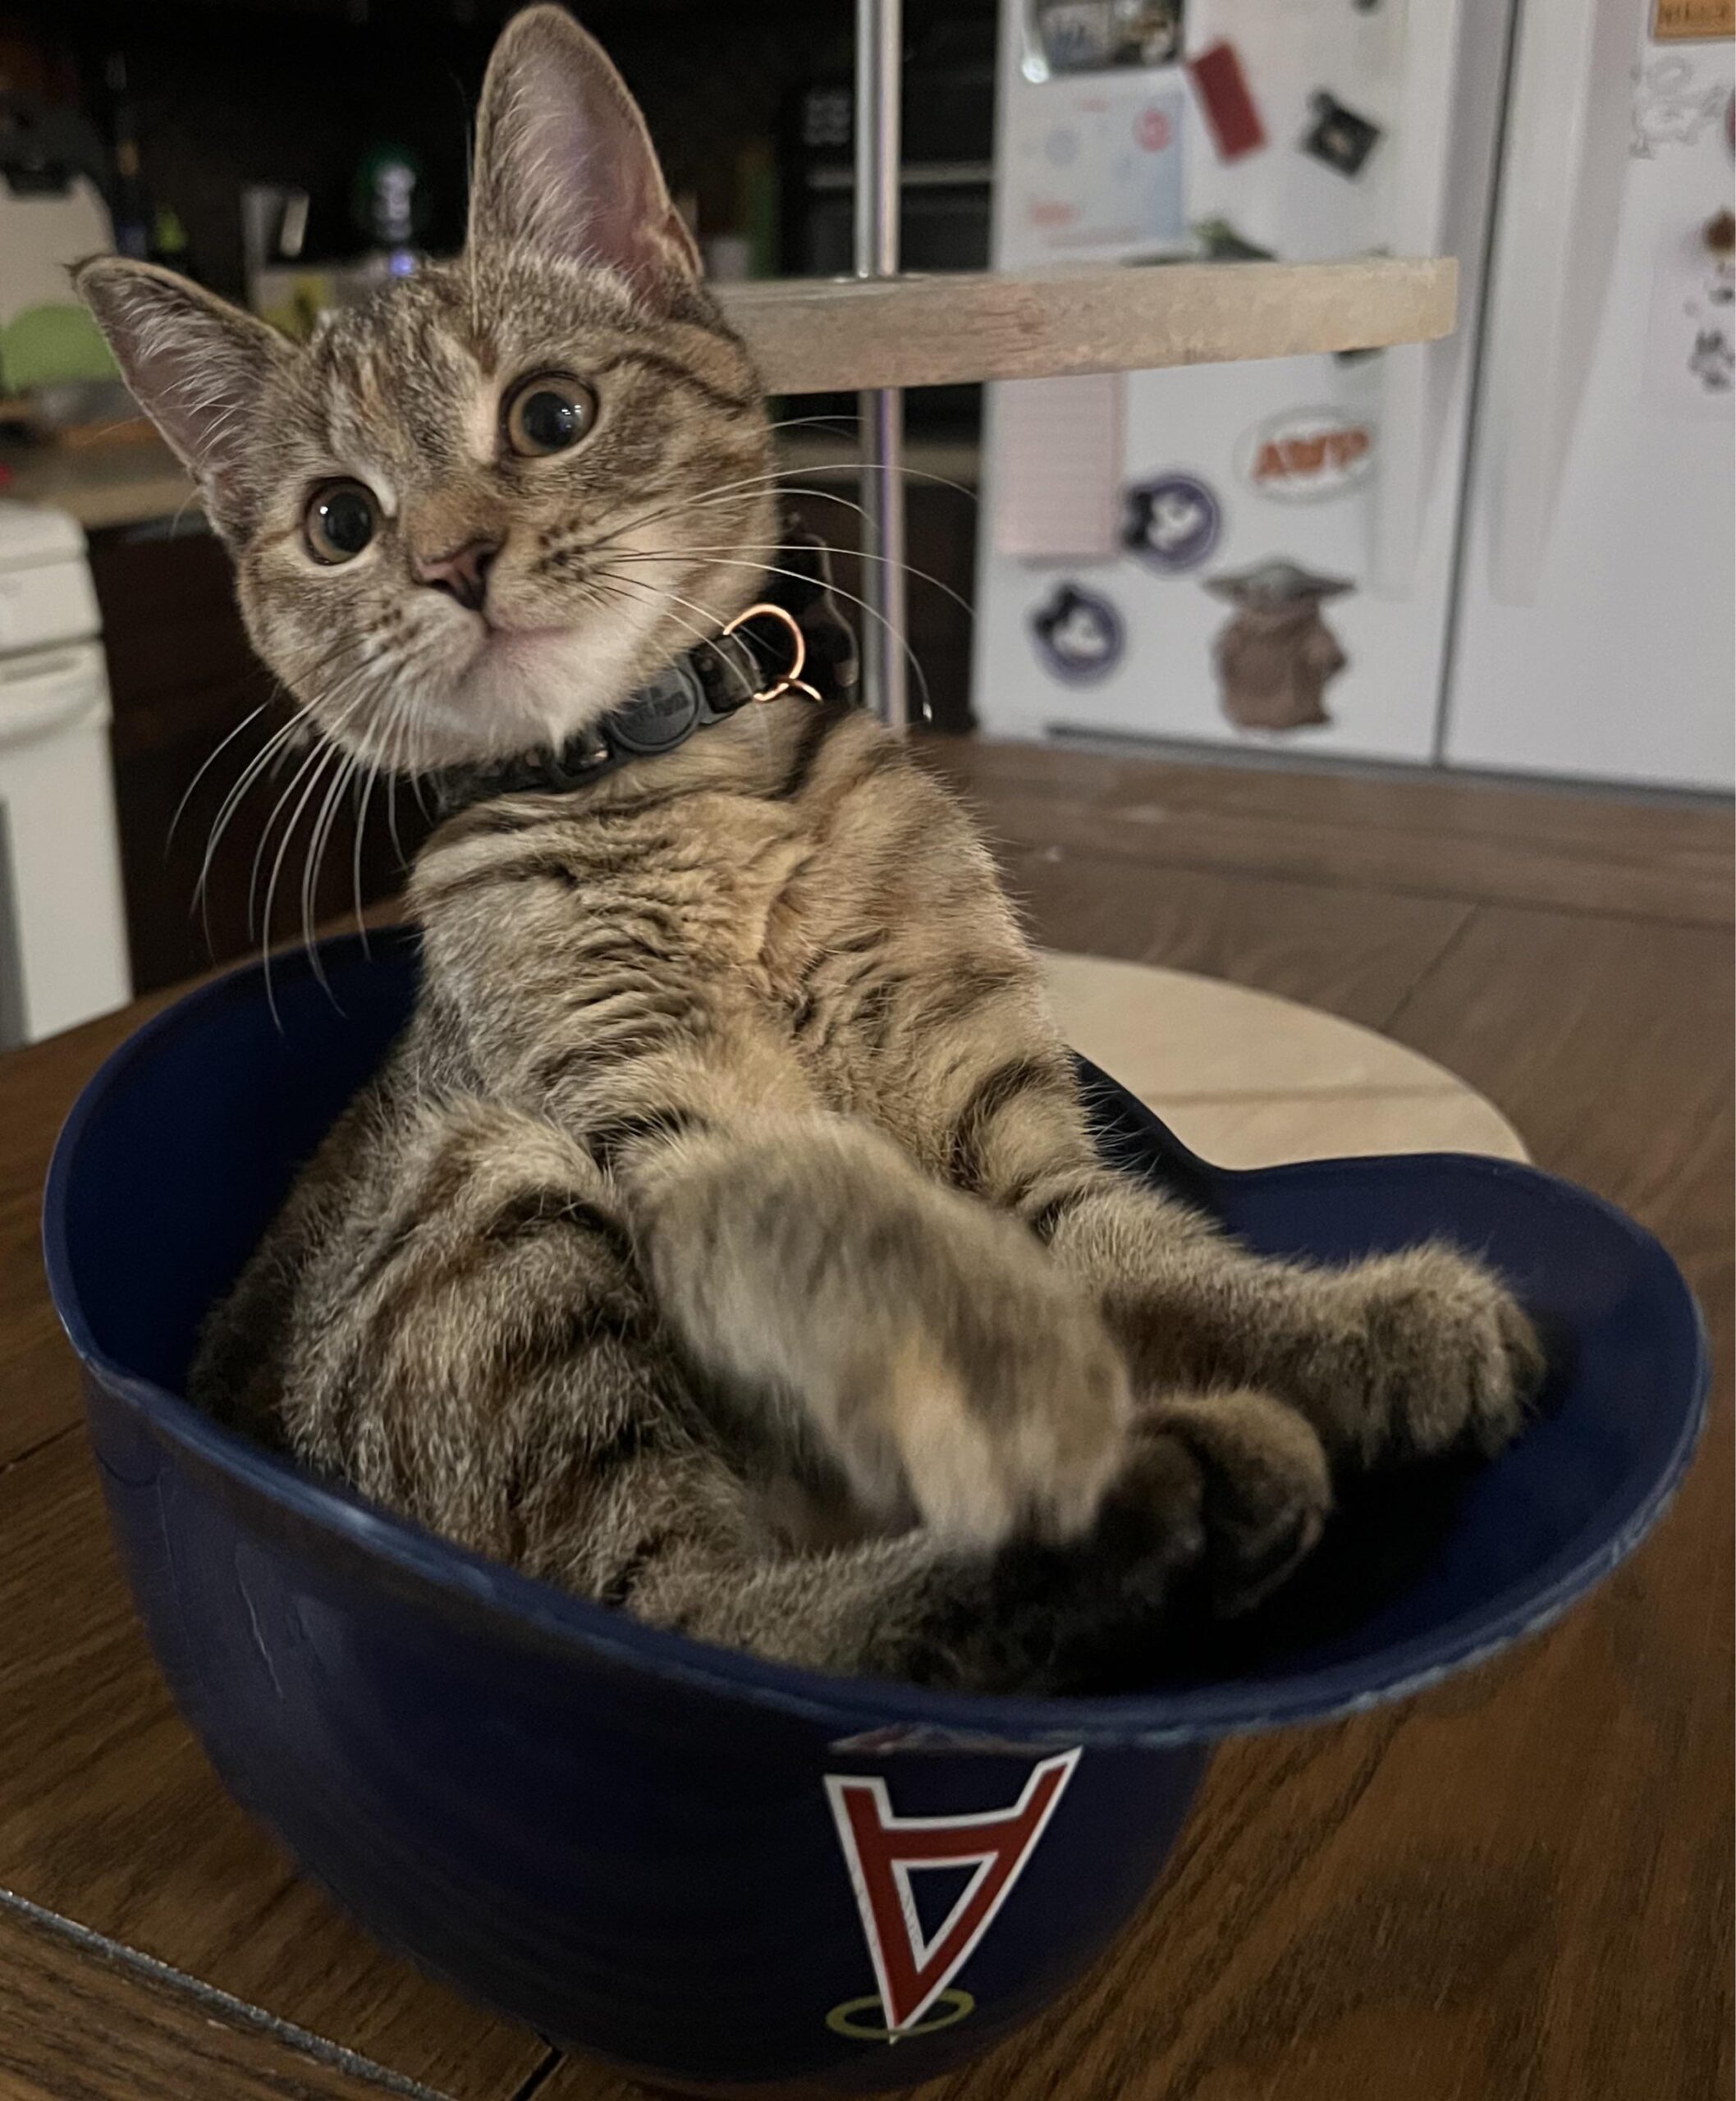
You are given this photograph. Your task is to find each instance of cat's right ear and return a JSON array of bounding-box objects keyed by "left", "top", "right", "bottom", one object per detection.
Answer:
[
  {"left": 467, "top": 5, "right": 699, "bottom": 284},
  {"left": 74, "top": 258, "right": 290, "bottom": 524}
]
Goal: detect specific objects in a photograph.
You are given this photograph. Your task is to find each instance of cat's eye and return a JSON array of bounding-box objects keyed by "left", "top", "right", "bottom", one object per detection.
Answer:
[
  {"left": 304, "top": 480, "right": 380, "bottom": 565},
  {"left": 503, "top": 373, "right": 598, "bottom": 457}
]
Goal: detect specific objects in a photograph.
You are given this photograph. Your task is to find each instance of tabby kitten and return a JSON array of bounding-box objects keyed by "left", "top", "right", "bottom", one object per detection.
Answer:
[{"left": 79, "top": 6, "right": 1540, "bottom": 1694}]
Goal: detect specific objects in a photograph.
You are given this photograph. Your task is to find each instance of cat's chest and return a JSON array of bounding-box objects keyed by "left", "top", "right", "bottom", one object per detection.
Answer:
[{"left": 416, "top": 791, "right": 835, "bottom": 1023}]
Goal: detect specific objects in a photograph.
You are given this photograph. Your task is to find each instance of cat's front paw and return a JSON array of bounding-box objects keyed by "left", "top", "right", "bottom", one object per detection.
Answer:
[
  {"left": 879, "top": 1245, "right": 1134, "bottom": 1551},
  {"left": 1331, "top": 1244, "right": 1544, "bottom": 1465}
]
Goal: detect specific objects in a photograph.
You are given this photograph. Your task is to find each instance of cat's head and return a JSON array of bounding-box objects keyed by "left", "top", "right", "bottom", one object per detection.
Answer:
[{"left": 76, "top": 6, "right": 776, "bottom": 774}]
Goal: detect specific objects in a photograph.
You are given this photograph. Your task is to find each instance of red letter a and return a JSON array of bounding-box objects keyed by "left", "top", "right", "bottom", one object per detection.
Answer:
[{"left": 824, "top": 1749, "right": 1080, "bottom": 2035}]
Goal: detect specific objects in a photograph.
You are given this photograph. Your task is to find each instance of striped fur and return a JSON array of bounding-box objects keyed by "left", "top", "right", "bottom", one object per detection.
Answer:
[{"left": 94, "top": 9, "right": 1541, "bottom": 1693}]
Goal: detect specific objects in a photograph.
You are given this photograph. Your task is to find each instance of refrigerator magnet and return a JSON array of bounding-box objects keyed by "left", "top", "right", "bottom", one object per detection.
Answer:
[
  {"left": 1631, "top": 54, "right": 1732, "bottom": 155},
  {"left": 1028, "top": 0, "right": 1184, "bottom": 74},
  {"left": 1236, "top": 408, "right": 1376, "bottom": 502},
  {"left": 1123, "top": 473, "right": 1224, "bottom": 574},
  {"left": 1301, "top": 93, "right": 1382, "bottom": 177},
  {"left": 1705, "top": 204, "right": 1736, "bottom": 286},
  {"left": 1203, "top": 560, "right": 1354, "bottom": 734},
  {"left": 1030, "top": 583, "right": 1125, "bottom": 683},
  {"left": 1188, "top": 42, "right": 1267, "bottom": 163},
  {"left": 1006, "top": 74, "right": 1189, "bottom": 260}
]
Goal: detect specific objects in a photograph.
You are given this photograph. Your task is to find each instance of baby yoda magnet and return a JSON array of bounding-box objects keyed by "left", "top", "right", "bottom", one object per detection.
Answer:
[{"left": 1203, "top": 558, "right": 1354, "bottom": 732}]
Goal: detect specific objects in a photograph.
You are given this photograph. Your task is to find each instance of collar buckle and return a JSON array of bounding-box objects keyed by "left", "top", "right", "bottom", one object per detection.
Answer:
[{"left": 722, "top": 601, "right": 823, "bottom": 707}]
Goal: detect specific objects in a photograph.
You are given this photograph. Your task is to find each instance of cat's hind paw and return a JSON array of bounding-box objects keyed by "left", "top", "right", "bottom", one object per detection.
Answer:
[{"left": 1129, "top": 1388, "right": 1332, "bottom": 1616}]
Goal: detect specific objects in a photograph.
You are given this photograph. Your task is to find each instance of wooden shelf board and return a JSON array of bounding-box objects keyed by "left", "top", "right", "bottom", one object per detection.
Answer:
[{"left": 718, "top": 256, "right": 1457, "bottom": 393}]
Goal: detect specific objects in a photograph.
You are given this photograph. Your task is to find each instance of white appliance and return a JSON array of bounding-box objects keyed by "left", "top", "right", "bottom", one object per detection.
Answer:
[
  {"left": 0, "top": 503, "right": 131, "bottom": 1046},
  {"left": 974, "top": 0, "right": 1735, "bottom": 792}
]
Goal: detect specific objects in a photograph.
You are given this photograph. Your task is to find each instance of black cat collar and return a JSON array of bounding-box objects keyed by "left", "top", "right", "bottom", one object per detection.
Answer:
[{"left": 431, "top": 537, "right": 857, "bottom": 817}]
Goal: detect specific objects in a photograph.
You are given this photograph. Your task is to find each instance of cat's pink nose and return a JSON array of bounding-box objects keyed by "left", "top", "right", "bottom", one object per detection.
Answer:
[{"left": 413, "top": 538, "right": 501, "bottom": 613}]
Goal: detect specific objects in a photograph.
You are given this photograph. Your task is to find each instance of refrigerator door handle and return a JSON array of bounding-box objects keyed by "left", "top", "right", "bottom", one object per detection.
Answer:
[
  {"left": 1482, "top": 0, "right": 1633, "bottom": 607},
  {"left": 1372, "top": 0, "right": 1468, "bottom": 600}
]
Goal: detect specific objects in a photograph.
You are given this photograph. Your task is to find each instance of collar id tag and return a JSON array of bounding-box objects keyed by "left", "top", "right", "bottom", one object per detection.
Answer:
[{"left": 605, "top": 658, "right": 707, "bottom": 757}]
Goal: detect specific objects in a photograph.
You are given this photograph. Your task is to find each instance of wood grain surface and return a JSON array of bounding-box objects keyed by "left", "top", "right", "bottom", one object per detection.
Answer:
[
  {"left": 717, "top": 259, "right": 1456, "bottom": 393},
  {"left": 0, "top": 992, "right": 177, "bottom": 1469},
  {"left": 0, "top": 1893, "right": 465, "bottom": 2101},
  {"left": 0, "top": 741, "right": 1727, "bottom": 2101},
  {"left": 919, "top": 738, "right": 1736, "bottom": 928}
]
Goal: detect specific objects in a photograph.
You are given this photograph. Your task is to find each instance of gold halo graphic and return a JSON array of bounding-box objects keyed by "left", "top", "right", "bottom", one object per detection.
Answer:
[{"left": 825, "top": 1988, "right": 976, "bottom": 2042}]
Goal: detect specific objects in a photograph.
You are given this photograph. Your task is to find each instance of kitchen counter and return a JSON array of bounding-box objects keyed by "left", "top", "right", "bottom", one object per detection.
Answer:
[
  {"left": 1, "top": 436, "right": 199, "bottom": 534},
  {"left": 0, "top": 741, "right": 1727, "bottom": 2099}
]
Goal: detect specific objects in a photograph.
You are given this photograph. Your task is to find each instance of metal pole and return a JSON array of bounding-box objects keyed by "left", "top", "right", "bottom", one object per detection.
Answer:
[{"left": 854, "top": 0, "right": 911, "bottom": 733}]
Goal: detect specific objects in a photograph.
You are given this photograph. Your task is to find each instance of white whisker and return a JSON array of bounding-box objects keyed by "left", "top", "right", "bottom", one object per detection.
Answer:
[
  {"left": 611, "top": 536, "right": 974, "bottom": 624},
  {"left": 167, "top": 697, "right": 273, "bottom": 854},
  {"left": 260, "top": 738, "right": 346, "bottom": 1025}
]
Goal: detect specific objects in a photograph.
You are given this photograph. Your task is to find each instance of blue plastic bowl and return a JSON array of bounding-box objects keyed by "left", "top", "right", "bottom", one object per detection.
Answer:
[{"left": 43, "top": 931, "right": 1708, "bottom": 2096}]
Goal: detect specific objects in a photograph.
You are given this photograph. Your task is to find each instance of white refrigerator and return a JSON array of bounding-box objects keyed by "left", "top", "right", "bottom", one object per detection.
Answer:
[{"left": 973, "top": 0, "right": 1735, "bottom": 792}]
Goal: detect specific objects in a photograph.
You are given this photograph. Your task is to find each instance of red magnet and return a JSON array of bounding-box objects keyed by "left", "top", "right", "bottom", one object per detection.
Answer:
[{"left": 1189, "top": 41, "right": 1267, "bottom": 162}]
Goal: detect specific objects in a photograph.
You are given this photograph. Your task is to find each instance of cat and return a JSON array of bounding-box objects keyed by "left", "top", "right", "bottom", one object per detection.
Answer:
[{"left": 77, "top": 5, "right": 1541, "bottom": 1696}]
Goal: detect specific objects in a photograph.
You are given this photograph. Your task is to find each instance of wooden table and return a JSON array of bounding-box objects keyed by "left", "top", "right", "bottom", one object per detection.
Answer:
[{"left": 0, "top": 741, "right": 1728, "bottom": 2101}]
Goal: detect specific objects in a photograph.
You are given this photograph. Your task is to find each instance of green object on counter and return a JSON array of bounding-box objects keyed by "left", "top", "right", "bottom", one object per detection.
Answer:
[
  {"left": 151, "top": 206, "right": 193, "bottom": 273},
  {"left": 0, "top": 305, "right": 118, "bottom": 396}
]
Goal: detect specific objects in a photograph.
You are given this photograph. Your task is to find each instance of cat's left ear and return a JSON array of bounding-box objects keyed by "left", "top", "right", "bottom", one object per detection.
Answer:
[
  {"left": 468, "top": 6, "right": 700, "bottom": 284},
  {"left": 75, "top": 258, "right": 291, "bottom": 529}
]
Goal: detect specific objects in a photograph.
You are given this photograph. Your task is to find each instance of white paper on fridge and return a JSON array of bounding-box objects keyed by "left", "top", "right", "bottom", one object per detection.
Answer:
[
  {"left": 1001, "top": 74, "right": 1189, "bottom": 263},
  {"left": 991, "top": 373, "right": 1125, "bottom": 561}
]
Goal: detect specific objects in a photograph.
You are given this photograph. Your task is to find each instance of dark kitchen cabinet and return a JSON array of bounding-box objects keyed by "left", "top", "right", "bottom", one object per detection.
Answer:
[{"left": 89, "top": 523, "right": 420, "bottom": 996}]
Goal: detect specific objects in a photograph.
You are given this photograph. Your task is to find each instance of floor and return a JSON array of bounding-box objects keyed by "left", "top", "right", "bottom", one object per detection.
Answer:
[{"left": 0, "top": 739, "right": 1728, "bottom": 2101}]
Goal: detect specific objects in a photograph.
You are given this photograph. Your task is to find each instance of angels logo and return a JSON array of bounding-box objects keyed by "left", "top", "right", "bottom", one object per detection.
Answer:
[{"left": 823, "top": 1749, "right": 1081, "bottom": 2040}]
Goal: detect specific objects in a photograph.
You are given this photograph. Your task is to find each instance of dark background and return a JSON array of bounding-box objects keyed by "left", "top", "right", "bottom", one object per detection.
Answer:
[{"left": 0, "top": 0, "right": 996, "bottom": 296}]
